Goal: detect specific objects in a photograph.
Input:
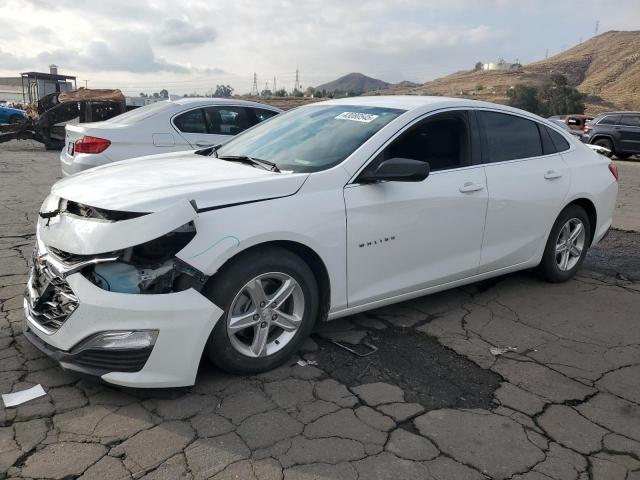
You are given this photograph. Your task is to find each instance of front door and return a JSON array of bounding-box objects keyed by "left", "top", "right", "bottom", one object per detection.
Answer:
[{"left": 344, "top": 110, "right": 488, "bottom": 306}]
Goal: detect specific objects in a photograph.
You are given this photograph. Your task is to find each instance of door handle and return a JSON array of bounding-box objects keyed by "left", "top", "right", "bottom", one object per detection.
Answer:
[
  {"left": 195, "top": 142, "right": 214, "bottom": 147},
  {"left": 544, "top": 170, "right": 563, "bottom": 180},
  {"left": 459, "top": 182, "right": 485, "bottom": 193}
]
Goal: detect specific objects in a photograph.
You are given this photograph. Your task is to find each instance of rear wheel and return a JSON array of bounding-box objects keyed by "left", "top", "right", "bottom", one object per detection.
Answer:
[
  {"left": 203, "top": 247, "right": 318, "bottom": 374},
  {"left": 537, "top": 205, "right": 590, "bottom": 282}
]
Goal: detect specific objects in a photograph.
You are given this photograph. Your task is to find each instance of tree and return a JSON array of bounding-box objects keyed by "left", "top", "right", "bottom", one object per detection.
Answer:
[
  {"left": 260, "top": 89, "right": 272, "bottom": 97},
  {"left": 159, "top": 89, "right": 169, "bottom": 99},
  {"left": 507, "top": 85, "right": 543, "bottom": 115},
  {"left": 474, "top": 61, "right": 484, "bottom": 71},
  {"left": 291, "top": 88, "right": 304, "bottom": 97},
  {"left": 273, "top": 88, "right": 288, "bottom": 97},
  {"left": 305, "top": 86, "right": 316, "bottom": 97},
  {"left": 538, "top": 74, "right": 585, "bottom": 116},
  {"left": 507, "top": 75, "right": 586, "bottom": 116},
  {"left": 214, "top": 85, "right": 234, "bottom": 97}
]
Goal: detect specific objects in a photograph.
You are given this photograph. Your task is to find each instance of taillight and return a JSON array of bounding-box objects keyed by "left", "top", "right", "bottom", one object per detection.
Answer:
[
  {"left": 608, "top": 163, "right": 619, "bottom": 181},
  {"left": 74, "top": 136, "right": 111, "bottom": 154}
]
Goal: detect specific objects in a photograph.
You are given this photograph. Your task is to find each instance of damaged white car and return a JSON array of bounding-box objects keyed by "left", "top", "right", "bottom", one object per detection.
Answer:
[{"left": 24, "top": 96, "right": 618, "bottom": 388}]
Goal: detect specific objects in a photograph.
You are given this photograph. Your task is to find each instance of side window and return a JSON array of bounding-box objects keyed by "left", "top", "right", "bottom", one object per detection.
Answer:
[
  {"left": 252, "top": 108, "right": 279, "bottom": 123},
  {"left": 377, "top": 111, "right": 470, "bottom": 172},
  {"left": 479, "top": 111, "right": 543, "bottom": 162},
  {"left": 546, "top": 126, "right": 571, "bottom": 152},
  {"left": 621, "top": 114, "right": 640, "bottom": 127},
  {"left": 205, "top": 106, "right": 252, "bottom": 135},
  {"left": 174, "top": 109, "right": 207, "bottom": 133},
  {"left": 598, "top": 115, "right": 620, "bottom": 125}
]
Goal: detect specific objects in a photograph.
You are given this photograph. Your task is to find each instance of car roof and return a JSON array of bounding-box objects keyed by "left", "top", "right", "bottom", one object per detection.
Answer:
[
  {"left": 311, "top": 95, "right": 537, "bottom": 115},
  {"left": 595, "top": 111, "right": 640, "bottom": 116},
  {"left": 171, "top": 97, "right": 282, "bottom": 111}
]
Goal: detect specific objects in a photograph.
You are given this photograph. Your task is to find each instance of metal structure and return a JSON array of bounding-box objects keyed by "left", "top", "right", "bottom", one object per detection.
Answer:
[
  {"left": 251, "top": 73, "right": 259, "bottom": 96},
  {"left": 21, "top": 65, "right": 77, "bottom": 104},
  {"left": 0, "top": 89, "right": 125, "bottom": 150}
]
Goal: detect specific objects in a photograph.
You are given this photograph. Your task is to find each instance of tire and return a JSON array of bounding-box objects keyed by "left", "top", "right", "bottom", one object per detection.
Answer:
[
  {"left": 203, "top": 247, "right": 318, "bottom": 374},
  {"left": 615, "top": 153, "right": 632, "bottom": 159},
  {"left": 537, "top": 205, "right": 591, "bottom": 283},
  {"left": 9, "top": 115, "right": 22, "bottom": 124},
  {"left": 593, "top": 138, "right": 614, "bottom": 154}
]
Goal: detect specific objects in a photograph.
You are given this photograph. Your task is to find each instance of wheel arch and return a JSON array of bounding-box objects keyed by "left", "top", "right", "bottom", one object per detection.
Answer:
[
  {"left": 206, "top": 240, "right": 331, "bottom": 322},
  {"left": 566, "top": 197, "right": 597, "bottom": 245},
  {"left": 590, "top": 134, "right": 616, "bottom": 150}
]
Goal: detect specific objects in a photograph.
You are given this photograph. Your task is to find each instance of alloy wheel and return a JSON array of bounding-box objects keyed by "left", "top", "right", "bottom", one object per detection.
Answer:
[
  {"left": 226, "top": 272, "right": 305, "bottom": 358},
  {"left": 555, "top": 218, "right": 586, "bottom": 271}
]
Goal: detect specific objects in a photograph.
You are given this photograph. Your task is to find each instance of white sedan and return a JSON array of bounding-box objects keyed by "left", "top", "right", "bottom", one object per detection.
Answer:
[
  {"left": 28, "top": 96, "right": 617, "bottom": 387},
  {"left": 60, "top": 98, "right": 281, "bottom": 176}
]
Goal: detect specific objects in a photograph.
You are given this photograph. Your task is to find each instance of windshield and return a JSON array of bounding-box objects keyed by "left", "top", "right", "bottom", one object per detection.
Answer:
[
  {"left": 216, "top": 105, "right": 405, "bottom": 172},
  {"left": 103, "top": 101, "right": 174, "bottom": 124}
]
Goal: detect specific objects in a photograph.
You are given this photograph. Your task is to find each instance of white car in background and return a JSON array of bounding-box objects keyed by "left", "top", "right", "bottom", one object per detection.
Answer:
[
  {"left": 28, "top": 96, "right": 618, "bottom": 388},
  {"left": 60, "top": 98, "right": 281, "bottom": 176}
]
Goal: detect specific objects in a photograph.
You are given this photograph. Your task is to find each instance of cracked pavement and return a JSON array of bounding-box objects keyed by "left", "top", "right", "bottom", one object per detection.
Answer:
[{"left": 1, "top": 140, "right": 639, "bottom": 480}]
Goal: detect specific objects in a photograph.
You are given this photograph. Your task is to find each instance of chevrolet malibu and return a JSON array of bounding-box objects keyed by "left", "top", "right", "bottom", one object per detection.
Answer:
[{"left": 25, "top": 96, "right": 618, "bottom": 388}]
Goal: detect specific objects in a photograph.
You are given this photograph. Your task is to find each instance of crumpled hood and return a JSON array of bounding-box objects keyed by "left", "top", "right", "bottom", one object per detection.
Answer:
[{"left": 52, "top": 151, "right": 309, "bottom": 212}]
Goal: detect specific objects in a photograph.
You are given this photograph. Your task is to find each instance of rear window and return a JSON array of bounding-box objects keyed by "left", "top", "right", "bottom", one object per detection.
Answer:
[
  {"left": 546, "top": 126, "right": 571, "bottom": 152},
  {"left": 621, "top": 114, "right": 640, "bottom": 127},
  {"left": 479, "top": 111, "right": 543, "bottom": 162},
  {"left": 174, "top": 109, "right": 208, "bottom": 133},
  {"left": 103, "top": 101, "right": 174, "bottom": 124}
]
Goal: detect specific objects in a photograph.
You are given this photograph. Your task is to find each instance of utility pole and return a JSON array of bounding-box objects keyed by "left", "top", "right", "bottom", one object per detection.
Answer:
[
  {"left": 293, "top": 68, "right": 300, "bottom": 93},
  {"left": 264, "top": 81, "right": 269, "bottom": 95},
  {"left": 545, "top": 48, "right": 549, "bottom": 59},
  {"left": 251, "top": 72, "right": 259, "bottom": 96},
  {"left": 594, "top": 20, "right": 599, "bottom": 36},
  {"left": 273, "top": 76, "right": 277, "bottom": 93},
  {"left": 83, "top": 80, "right": 88, "bottom": 88}
]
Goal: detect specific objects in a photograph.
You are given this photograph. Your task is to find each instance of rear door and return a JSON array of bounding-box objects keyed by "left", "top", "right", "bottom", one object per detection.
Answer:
[
  {"left": 477, "top": 110, "right": 571, "bottom": 273},
  {"left": 202, "top": 106, "right": 265, "bottom": 147},
  {"left": 172, "top": 107, "right": 215, "bottom": 148},
  {"left": 617, "top": 114, "right": 640, "bottom": 153}
]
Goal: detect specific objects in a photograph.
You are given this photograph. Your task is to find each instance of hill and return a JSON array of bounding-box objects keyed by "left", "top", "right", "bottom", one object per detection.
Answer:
[
  {"left": 315, "top": 72, "right": 390, "bottom": 95},
  {"left": 374, "top": 31, "right": 640, "bottom": 114}
]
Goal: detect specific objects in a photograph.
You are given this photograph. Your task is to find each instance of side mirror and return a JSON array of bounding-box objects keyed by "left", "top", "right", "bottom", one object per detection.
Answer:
[{"left": 360, "top": 157, "right": 430, "bottom": 183}]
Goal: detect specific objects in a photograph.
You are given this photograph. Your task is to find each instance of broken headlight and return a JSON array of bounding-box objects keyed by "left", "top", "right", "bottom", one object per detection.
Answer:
[{"left": 81, "top": 221, "right": 206, "bottom": 294}]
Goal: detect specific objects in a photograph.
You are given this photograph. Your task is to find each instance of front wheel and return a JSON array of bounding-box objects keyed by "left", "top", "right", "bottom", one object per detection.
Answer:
[
  {"left": 203, "top": 247, "right": 318, "bottom": 374},
  {"left": 537, "top": 205, "right": 591, "bottom": 282}
]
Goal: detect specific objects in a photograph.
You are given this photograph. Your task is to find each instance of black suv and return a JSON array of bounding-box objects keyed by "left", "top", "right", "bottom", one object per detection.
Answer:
[{"left": 583, "top": 112, "right": 640, "bottom": 159}]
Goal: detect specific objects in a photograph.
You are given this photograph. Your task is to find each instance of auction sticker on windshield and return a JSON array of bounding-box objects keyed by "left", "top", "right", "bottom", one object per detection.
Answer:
[{"left": 335, "top": 112, "right": 379, "bottom": 123}]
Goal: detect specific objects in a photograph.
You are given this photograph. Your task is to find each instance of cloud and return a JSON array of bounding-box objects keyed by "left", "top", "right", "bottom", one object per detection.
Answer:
[
  {"left": 157, "top": 19, "right": 217, "bottom": 47},
  {"left": 3, "top": 31, "right": 192, "bottom": 73}
]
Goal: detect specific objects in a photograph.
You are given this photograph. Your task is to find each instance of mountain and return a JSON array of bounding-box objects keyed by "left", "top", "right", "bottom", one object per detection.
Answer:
[
  {"left": 315, "top": 73, "right": 390, "bottom": 95},
  {"left": 374, "top": 31, "right": 640, "bottom": 113}
]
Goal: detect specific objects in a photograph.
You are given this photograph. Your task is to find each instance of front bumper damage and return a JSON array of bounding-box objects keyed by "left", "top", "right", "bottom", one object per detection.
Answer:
[{"left": 24, "top": 198, "right": 223, "bottom": 388}]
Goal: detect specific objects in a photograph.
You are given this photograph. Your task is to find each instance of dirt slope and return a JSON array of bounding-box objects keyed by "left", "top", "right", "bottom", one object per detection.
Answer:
[{"left": 373, "top": 31, "right": 640, "bottom": 114}]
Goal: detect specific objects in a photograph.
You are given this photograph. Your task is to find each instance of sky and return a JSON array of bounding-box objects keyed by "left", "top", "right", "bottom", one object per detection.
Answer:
[{"left": 1, "top": 0, "right": 639, "bottom": 96}]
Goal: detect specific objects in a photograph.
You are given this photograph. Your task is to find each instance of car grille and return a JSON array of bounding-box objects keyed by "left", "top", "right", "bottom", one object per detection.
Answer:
[{"left": 26, "top": 247, "right": 79, "bottom": 333}]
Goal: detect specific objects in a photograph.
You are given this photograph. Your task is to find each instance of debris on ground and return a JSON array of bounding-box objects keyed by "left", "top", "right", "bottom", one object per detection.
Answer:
[
  {"left": 1, "top": 384, "right": 46, "bottom": 407},
  {"left": 489, "top": 346, "right": 518, "bottom": 356}
]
